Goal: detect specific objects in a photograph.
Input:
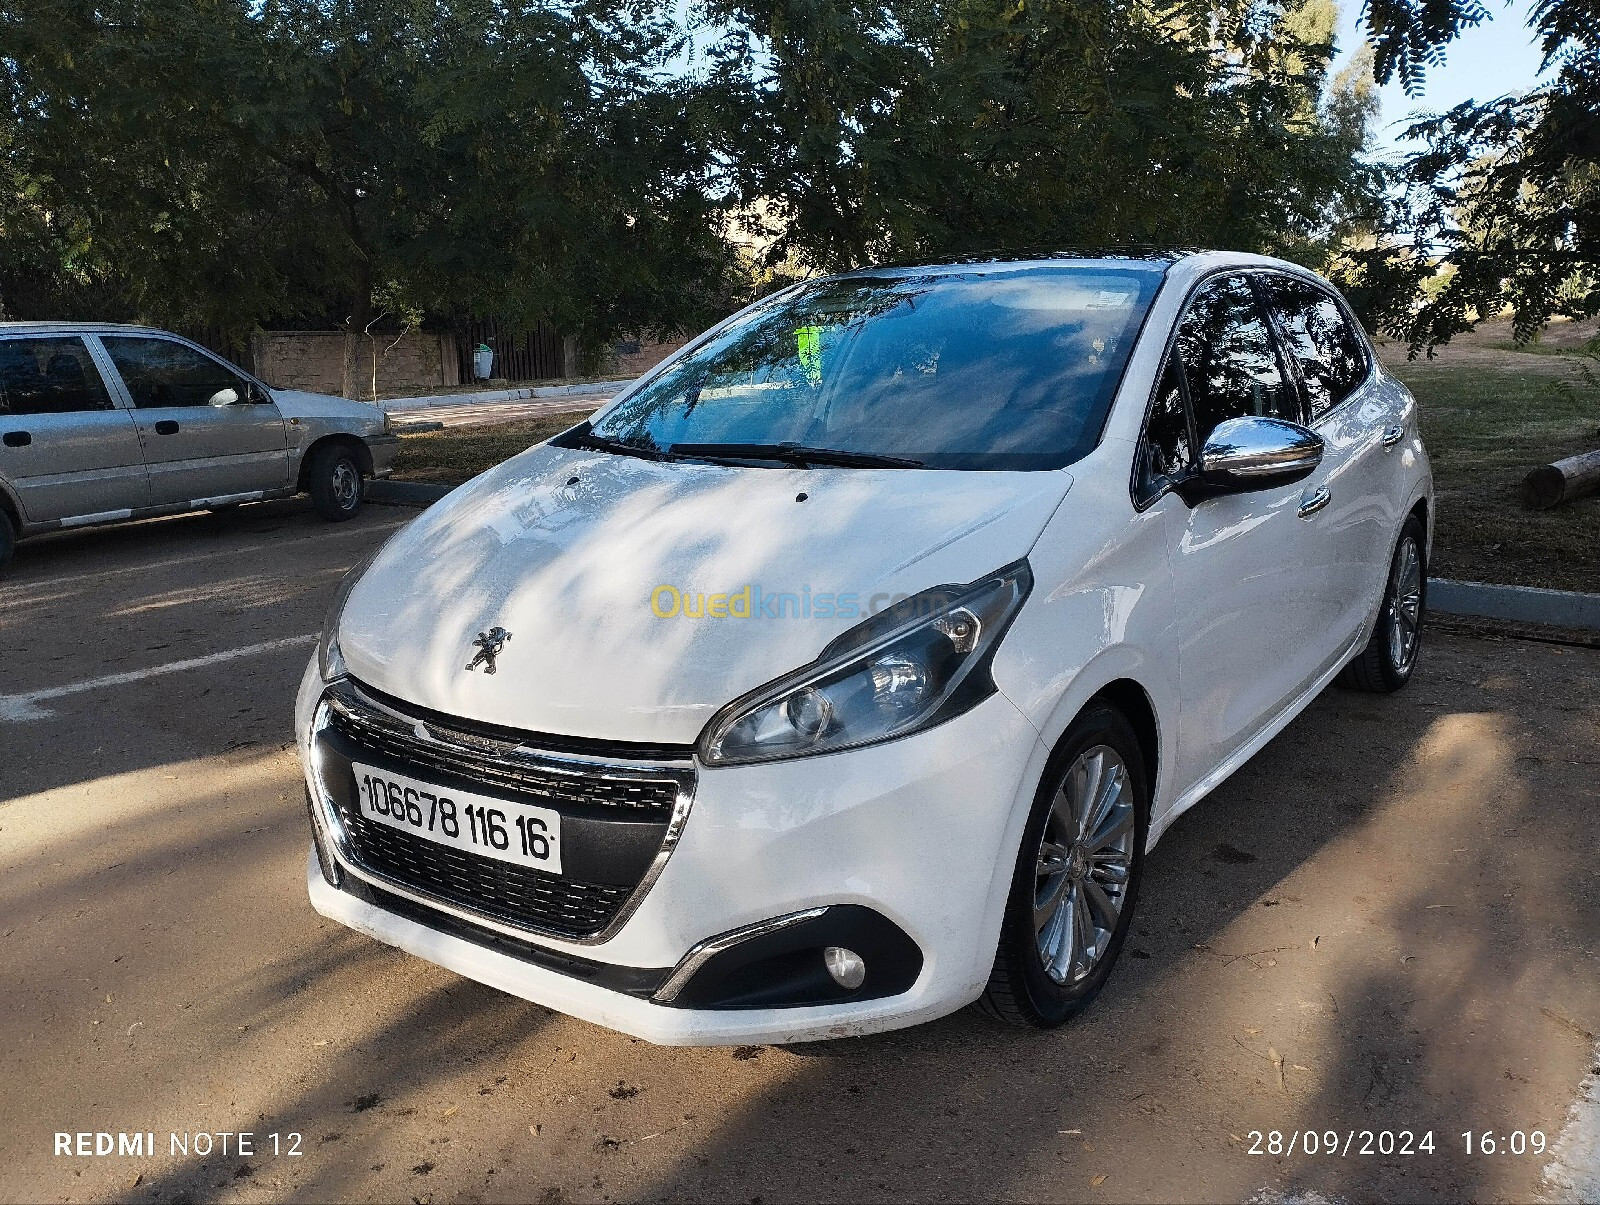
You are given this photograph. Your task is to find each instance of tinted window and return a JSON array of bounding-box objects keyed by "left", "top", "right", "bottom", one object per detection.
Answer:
[
  {"left": 102, "top": 336, "right": 248, "bottom": 409},
  {"left": 1140, "top": 355, "right": 1193, "bottom": 496},
  {"left": 1174, "top": 275, "right": 1295, "bottom": 443},
  {"left": 0, "top": 337, "right": 114, "bottom": 416},
  {"left": 586, "top": 265, "right": 1166, "bottom": 471},
  {"left": 1266, "top": 276, "right": 1370, "bottom": 419}
]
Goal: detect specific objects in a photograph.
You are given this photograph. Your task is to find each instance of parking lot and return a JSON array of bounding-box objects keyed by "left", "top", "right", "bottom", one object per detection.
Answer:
[{"left": 2, "top": 499, "right": 1598, "bottom": 1204}]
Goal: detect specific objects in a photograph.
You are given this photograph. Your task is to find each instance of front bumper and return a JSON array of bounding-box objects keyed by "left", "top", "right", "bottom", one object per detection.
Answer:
[
  {"left": 297, "top": 658, "right": 1045, "bottom": 1044},
  {"left": 365, "top": 433, "right": 400, "bottom": 478}
]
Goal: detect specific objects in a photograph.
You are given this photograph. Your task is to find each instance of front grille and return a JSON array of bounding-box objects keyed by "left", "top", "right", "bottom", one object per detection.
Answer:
[
  {"left": 315, "top": 678, "right": 695, "bottom": 941},
  {"left": 327, "top": 688, "right": 681, "bottom": 820},
  {"left": 342, "top": 813, "right": 631, "bottom": 938}
]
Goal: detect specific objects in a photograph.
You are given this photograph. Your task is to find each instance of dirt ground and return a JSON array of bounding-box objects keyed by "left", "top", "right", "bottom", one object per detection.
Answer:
[{"left": 2, "top": 500, "right": 1598, "bottom": 1203}]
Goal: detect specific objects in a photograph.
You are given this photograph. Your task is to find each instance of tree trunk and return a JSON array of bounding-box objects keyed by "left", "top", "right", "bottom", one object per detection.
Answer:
[{"left": 1520, "top": 448, "right": 1600, "bottom": 509}]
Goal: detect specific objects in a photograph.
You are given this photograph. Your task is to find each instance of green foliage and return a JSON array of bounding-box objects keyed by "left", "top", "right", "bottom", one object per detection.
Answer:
[
  {"left": 1342, "top": 0, "right": 1600, "bottom": 353},
  {"left": 0, "top": 0, "right": 748, "bottom": 348},
  {"left": 700, "top": 0, "right": 1382, "bottom": 274},
  {"left": 0, "top": 0, "right": 1385, "bottom": 347}
]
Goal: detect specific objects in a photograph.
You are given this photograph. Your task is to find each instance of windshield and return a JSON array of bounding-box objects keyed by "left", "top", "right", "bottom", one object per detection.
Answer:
[{"left": 581, "top": 263, "right": 1166, "bottom": 471}]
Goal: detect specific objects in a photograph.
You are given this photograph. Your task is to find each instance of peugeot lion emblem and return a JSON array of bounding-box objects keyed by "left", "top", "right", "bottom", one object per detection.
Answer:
[{"left": 465, "top": 626, "right": 512, "bottom": 675}]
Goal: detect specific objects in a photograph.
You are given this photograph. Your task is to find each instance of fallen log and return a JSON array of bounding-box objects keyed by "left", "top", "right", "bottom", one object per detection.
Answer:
[{"left": 1521, "top": 447, "right": 1600, "bottom": 510}]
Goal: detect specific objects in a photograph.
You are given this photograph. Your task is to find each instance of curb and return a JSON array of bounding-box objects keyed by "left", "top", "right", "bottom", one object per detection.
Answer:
[
  {"left": 382, "top": 379, "right": 632, "bottom": 412},
  {"left": 1427, "top": 578, "right": 1600, "bottom": 632},
  {"left": 368, "top": 480, "right": 454, "bottom": 507}
]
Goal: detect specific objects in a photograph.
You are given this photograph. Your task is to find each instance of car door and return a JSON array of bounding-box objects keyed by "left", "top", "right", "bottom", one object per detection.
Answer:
[
  {"left": 95, "top": 334, "right": 290, "bottom": 506},
  {"left": 1136, "top": 272, "right": 1332, "bottom": 792},
  {"left": 1260, "top": 273, "right": 1400, "bottom": 647},
  {"left": 0, "top": 334, "right": 149, "bottom": 524}
]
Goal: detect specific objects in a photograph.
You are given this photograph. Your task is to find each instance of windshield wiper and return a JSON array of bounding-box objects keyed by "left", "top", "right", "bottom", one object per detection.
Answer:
[
  {"left": 667, "top": 442, "right": 924, "bottom": 469},
  {"left": 556, "top": 424, "right": 673, "bottom": 463}
]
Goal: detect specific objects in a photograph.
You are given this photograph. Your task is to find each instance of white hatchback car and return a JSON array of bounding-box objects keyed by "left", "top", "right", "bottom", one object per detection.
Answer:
[{"left": 298, "top": 251, "right": 1431, "bottom": 1045}]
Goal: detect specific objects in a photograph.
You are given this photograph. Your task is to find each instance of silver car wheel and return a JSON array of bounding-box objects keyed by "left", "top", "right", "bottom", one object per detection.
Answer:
[
  {"left": 1034, "top": 745, "right": 1136, "bottom": 986},
  {"left": 331, "top": 460, "right": 360, "bottom": 509},
  {"left": 1386, "top": 535, "right": 1422, "bottom": 673}
]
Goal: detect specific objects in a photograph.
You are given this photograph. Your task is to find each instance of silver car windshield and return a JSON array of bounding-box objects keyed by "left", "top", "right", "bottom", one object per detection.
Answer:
[{"left": 582, "top": 263, "right": 1166, "bottom": 471}]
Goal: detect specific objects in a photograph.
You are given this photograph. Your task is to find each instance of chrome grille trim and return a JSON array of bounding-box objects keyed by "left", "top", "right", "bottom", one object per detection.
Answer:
[{"left": 307, "top": 678, "right": 697, "bottom": 948}]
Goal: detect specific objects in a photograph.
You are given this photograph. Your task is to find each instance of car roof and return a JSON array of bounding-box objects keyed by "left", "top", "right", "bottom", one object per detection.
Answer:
[
  {"left": 825, "top": 248, "right": 1324, "bottom": 285},
  {"left": 0, "top": 321, "right": 173, "bottom": 336}
]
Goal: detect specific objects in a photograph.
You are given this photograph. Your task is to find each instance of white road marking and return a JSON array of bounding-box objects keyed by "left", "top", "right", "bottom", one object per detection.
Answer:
[
  {"left": 2, "top": 517, "right": 406, "bottom": 593},
  {"left": 0, "top": 634, "right": 316, "bottom": 722},
  {"left": 1542, "top": 1041, "right": 1600, "bottom": 1202}
]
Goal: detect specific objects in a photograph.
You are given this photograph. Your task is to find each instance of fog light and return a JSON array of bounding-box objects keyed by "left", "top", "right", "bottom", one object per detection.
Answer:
[{"left": 823, "top": 946, "right": 866, "bottom": 990}]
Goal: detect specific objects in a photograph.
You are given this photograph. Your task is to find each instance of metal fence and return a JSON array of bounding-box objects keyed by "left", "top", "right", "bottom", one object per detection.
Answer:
[{"left": 457, "top": 319, "right": 565, "bottom": 383}]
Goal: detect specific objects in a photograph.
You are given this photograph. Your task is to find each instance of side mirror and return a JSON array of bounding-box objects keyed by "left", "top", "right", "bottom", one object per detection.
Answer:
[
  {"left": 1179, "top": 416, "right": 1322, "bottom": 502},
  {"left": 208, "top": 386, "right": 241, "bottom": 407}
]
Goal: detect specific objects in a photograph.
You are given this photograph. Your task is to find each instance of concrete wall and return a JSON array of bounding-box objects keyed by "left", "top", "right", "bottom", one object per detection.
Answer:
[
  {"left": 251, "top": 331, "right": 461, "bottom": 399},
  {"left": 611, "top": 335, "right": 691, "bottom": 378}
]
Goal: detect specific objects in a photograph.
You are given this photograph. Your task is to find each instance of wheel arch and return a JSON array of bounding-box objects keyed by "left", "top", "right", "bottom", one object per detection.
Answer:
[
  {"left": 1087, "top": 678, "right": 1160, "bottom": 804},
  {"left": 297, "top": 434, "right": 374, "bottom": 492},
  {"left": 0, "top": 479, "right": 24, "bottom": 534}
]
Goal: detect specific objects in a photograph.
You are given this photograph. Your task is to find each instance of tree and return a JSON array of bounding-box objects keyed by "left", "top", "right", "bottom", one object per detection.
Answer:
[
  {"left": 699, "top": 0, "right": 1382, "bottom": 276},
  {"left": 1339, "top": 0, "right": 1600, "bottom": 350},
  {"left": 0, "top": 0, "right": 747, "bottom": 355}
]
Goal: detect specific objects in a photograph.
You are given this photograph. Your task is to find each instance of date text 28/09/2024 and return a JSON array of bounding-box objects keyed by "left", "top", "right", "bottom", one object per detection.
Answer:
[{"left": 1246, "top": 1131, "right": 1549, "bottom": 1157}]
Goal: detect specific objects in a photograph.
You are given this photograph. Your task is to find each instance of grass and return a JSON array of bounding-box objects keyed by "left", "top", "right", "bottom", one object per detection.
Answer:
[
  {"left": 1386, "top": 346, "right": 1600, "bottom": 594},
  {"left": 389, "top": 412, "right": 590, "bottom": 485},
  {"left": 388, "top": 339, "right": 1600, "bottom": 595}
]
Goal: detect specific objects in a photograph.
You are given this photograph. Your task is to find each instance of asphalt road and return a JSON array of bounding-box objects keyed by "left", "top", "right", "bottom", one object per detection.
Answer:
[{"left": 2, "top": 500, "right": 1598, "bottom": 1204}]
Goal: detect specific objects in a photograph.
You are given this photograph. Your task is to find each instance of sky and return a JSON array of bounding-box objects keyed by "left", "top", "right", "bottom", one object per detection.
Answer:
[{"left": 1334, "top": 0, "right": 1551, "bottom": 156}]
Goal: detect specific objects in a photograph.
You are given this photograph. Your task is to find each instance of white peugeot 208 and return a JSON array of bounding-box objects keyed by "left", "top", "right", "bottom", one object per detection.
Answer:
[{"left": 297, "top": 251, "right": 1432, "bottom": 1045}]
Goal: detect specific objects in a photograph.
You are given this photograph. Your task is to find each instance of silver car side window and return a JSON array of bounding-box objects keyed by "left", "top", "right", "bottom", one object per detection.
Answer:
[
  {"left": 0, "top": 337, "right": 116, "bottom": 416},
  {"left": 100, "top": 336, "right": 249, "bottom": 409}
]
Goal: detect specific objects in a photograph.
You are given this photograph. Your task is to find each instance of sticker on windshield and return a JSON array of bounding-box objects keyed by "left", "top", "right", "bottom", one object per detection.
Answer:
[{"left": 796, "top": 325, "right": 826, "bottom": 386}]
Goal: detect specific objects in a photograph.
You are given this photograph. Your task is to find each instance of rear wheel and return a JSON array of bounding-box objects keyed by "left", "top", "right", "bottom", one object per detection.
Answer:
[
  {"left": 981, "top": 704, "right": 1149, "bottom": 1028},
  {"left": 307, "top": 444, "right": 364, "bottom": 522},
  {"left": 0, "top": 508, "right": 14, "bottom": 573},
  {"left": 1338, "top": 516, "right": 1425, "bottom": 693}
]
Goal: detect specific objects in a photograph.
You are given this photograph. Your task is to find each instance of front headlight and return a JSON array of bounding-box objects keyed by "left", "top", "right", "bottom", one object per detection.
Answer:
[
  {"left": 699, "top": 560, "right": 1032, "bottom": 766},
  {"left": 317, "top": 551, "right": 378, "bottom": 682}
]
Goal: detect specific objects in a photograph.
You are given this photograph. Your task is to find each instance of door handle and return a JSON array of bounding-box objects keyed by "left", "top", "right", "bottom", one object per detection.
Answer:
[
  {"left": 1381, "top": 424, "right": 1405, "bottom": 449},
  {"left": 154, "top": 420, "right": 181, "bottom": 435},
  {"left": 2, "top": 430, "right": 30, "bottom": 448},
  {"left": 1298, "top": 485, "right": 1331, "bottom": 519}
]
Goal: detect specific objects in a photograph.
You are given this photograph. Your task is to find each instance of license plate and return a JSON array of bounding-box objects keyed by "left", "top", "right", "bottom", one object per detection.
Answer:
[{"left": 351, "top": 762, "right": 562, "bottom": 875}]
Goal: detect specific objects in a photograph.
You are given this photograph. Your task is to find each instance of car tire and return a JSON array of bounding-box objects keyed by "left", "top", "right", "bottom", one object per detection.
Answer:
[
  {"left": 981, "top": 704, "right": 1150, "bottom": 1028},
  {"left": 0, "top": 508, "right": 14, "bottom": 573},
  {"left": 307, "top": 444, "right": 364, "bottom": 522},
  {"left": 1337, "top": 515, "right": 1426, "bottom": 694}
]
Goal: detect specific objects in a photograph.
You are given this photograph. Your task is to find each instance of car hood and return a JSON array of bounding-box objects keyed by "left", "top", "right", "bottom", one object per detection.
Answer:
[
  {"left": 338, "top": 444, "right": 1072, "bottom": 745},
  {"left": 272, "top": 388, "right": 385, "bottom": 431}
]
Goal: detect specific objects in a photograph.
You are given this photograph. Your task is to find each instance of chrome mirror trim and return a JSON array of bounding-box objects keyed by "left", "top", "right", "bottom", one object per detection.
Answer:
[{"left": 1198, "top": 416, "right": 1324, "bottom": 487}]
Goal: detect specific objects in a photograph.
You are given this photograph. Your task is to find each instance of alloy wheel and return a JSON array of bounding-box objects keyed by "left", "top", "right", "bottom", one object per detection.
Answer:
[
  {"left": 1033, "top": 745, "right": 1136, "bottom": 985},
  {"left": 1387, "top": 535, "right": 1422, "bottom": 673}
]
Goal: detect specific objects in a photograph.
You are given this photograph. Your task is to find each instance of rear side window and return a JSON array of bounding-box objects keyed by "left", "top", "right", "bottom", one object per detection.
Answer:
[
  {"left": 1173, "top": 275, "right": 1296, "bottom": 444},
  {"left": 1265, "top": 276, "right": 1370, "bottom": 419},
  {"left": 101, "top": 336, "right": 248, "bottom": 408},
  {"left": 0, "top": 337, "right": 114, "bottom": 416}
]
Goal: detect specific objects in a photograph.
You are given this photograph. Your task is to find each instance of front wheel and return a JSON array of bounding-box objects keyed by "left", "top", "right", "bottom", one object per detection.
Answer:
[
  {"left": 0, "top": 508, "right": 15, "bottom": 573},
  {"left": 306, "top": 444, "right": 364, "bottom": 522},
  {"left": 981, "top": 704, "right": 1149, "bottom": 1028},
  {"left": 1338, "top": 516, "right": 1425, "bottom": 693}
]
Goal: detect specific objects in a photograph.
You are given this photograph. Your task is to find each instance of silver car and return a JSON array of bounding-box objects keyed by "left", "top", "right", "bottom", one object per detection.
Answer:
[{"left": 0, "top": 322, "right": 400, "bottom": 569}]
